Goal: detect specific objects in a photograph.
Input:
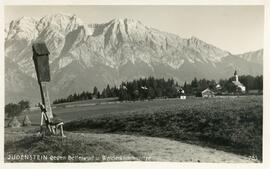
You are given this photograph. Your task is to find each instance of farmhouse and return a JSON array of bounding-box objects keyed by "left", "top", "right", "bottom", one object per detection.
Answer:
[
  {"left": 216, "top": 84, "right": 221, "bottom": 90},
  {"left": 201, "top": 88, "right": 215, "bottom": 98},
  {"left": 176, "top": 87, "right": 186, "bottom": 99},
  {"left": 232, "top": 70, "right": 246, "bottom": 92}
]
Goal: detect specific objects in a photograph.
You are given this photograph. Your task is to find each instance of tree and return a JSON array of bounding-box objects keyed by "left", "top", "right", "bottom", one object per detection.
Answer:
[
  {"left": 255, "top": 75, "right": 263, "bottom": 90},
  {"left": 147, "top": 87, "right": 156, "bottom": 99},
  {"left": 191, "top": 78, "right": 198, "bottom": 88},
  {"left": 156, "top": 87, "right": 163, "bottom": 97},
  {"left": 18, "top": 100, "right": 30, "bottom": 111},
  {"left": 101, "top": 88, "right": 107, "bottom": 98},
  {"left": 97, "top": 91, "right": 101, "bottom": 98},
  {"left": 183, "top": 81, "right": 187, "bottom": 90},
  {"left": 198, "top": 78, "right": 208, "bottom": 91},
  {"left": 105, "top": 85, "right": 112, "bottom": 97},
  {"left": 5, "top": 100, "right": 31, "bottom": 118},
  {"left": 5, "top": 103, "right": 22, "bottom": 118},
  {"left": 133, "top": 90, "right": 139, "bottom": 100},
  {"left": 190, "top": 77, "right": 199, "bottom": 94},
  {"left": 110, "top": 86, "right": 118, "bottom": 97},
  {"left": 208, "top": 80, "right": 216, "bottom": 90},
  {"left": 226, "top": 82, "right": 238, "bottom": 93},
  {"left": 93, "top": 86, "right": 99, "bottom": 97},
  {"left": 219, "top": 79, "right": 229, "bottom": 92},
  {"left": 119, "top": 87, "right": 128, "bottom": 101}
]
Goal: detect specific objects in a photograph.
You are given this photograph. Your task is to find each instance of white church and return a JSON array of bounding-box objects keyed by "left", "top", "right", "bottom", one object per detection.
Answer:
[{"left": 232, "top": 70, "right": 246, "bottom": 92}]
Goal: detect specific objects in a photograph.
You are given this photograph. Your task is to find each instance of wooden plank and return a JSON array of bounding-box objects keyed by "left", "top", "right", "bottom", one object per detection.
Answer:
[{"left": 40, "top": 82, "right": 53, "bottom": 119}]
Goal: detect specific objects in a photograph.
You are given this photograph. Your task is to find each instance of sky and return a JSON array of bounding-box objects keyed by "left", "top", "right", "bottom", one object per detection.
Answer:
[{"left": 5, "top": 5, "right": 264, "bottom": 54}]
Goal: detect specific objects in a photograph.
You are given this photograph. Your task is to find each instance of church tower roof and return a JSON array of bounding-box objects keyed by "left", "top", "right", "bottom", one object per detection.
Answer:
[{"left": 234, "top": 70, "right": 238, "bottom": 76}]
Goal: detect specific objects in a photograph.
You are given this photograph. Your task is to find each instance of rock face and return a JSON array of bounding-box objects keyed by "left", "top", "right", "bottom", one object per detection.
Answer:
[
  {"left": 8, "top": 116, "right": 21, "bottom": 128},
  {"left": 23, "top": 115, "right": 31, "bottom": 126},
  {"left": 5, "top": 13, "right": 263, "bottom": 103}
]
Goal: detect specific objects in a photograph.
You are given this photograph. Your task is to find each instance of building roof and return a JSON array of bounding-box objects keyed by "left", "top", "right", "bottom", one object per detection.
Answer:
[
  {"left": 176, "top": 86, "right": 184, "bottom": 92},
  {"left": 234, "top": 70, "right": 237, "bottom": 76},
  {"left": 202, "top": 88, "right": 214, "bottom": 94},
  {"left": 232, "top": 81, "right": 244, "bottom": 87},
  {"left": 32, "top": 43, "right": 50, "bottom": 55}
]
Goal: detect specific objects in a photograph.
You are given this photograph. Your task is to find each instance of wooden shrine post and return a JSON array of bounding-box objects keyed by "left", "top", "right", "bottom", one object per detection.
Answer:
[{"left": 32, "top": 43, "right": 53, "bottom": 119}]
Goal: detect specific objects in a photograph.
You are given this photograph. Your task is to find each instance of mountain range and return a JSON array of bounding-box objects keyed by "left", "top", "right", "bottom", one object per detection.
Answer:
[{"left": 5, "top": 13, "right": 263, "bottom": 104}]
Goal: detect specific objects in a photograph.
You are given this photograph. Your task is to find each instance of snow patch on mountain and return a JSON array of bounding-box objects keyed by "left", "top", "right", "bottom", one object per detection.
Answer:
[
  {"left": 4, "top": 13, "right": 263, "bottom": 103},
  {"left": 6, "top": 17, "right": 38, "bottom": 42},
  {"left": 167, "top": 59, "right": 185, "bottom": 69},
  {"left": 36, "top": 13, "right": 83, "bottom": 34},
  {"left": 59, "top": 57, "right": 73, "bottom": 69}
]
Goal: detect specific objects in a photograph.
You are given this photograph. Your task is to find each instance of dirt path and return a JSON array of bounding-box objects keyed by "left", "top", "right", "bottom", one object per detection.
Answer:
[
  {"left": 5, "top": 129, "right": 258, "bottom": 163},
  {"left": 66, "top": 132, "right": 257, "bottom": 163}
]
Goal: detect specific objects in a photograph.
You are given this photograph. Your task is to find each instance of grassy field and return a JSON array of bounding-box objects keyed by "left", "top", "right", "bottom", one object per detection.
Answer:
[
  {"left": 64, "top": 96, "right": 263, "bottom": 160},
  {"left": 9, "top": 97, "right": 203, "bottom": 126},
  {"left": 5, "top": 96, "right": 262, "bottom": 162}
]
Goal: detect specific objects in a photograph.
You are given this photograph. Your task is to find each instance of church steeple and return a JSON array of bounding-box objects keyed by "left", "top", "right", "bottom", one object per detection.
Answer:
[
  {"left": 234, "top": 70, "right": 237, "bottom": 76},
  {"left": 234, "top": 70, "right": 238, "bottom": 82}
]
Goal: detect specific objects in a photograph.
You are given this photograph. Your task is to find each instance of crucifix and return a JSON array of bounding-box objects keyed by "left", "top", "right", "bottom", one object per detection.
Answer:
[
  {"left": 32, "top": 42, "right": 65, "bottom": 137},
  {"left": 32, "top": 43, "right": 53, "bottom": 119}
]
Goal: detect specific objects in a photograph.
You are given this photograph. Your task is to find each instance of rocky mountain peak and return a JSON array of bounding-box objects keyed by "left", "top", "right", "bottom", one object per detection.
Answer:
[
  {"left": 6, "top": 16, "right": 38, "bottom": 41},
  {"left": 187, "top": 36, "right": 230, "bottom": 62},
  {"left": 4, "top": 13, "right": 263, "bottom": 103},
  {"left": 37, "top": 13, "right": 83, "bottom": 34}
]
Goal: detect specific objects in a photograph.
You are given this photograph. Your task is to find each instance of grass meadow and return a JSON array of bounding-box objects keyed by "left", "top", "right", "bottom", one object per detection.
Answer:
[
  {"left": 5, "top": 96, "right": 262, "bottom": 162},
  {"left": 65, "top": 96, "right": 263, "bottom": 160}
]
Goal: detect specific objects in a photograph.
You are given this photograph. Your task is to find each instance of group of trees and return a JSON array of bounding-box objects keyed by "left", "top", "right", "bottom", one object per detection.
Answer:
[
  {"left": 183, "top": 78, "right": 217, "bottom": 96},
  {"left": 53, "top": 85, "right": 121, "bottom": 104},
  {"left": 4, "top": 75, "right": 263, "bottom": 117},
  {"left": 53, "top": 91, "right": 93, "bottom": 104},
  {"left": 53, "top": 77, "right": 183, "bottom": 104},
  {"left": 53, "top": 75, "right": 263, "bottom": 104},
  {"left": 117, "top": 77, "right": 180, "bottom": 100},
  {"left": 5, "top": 100, "right": 30, "bottom": 118}
]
